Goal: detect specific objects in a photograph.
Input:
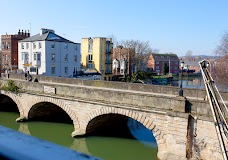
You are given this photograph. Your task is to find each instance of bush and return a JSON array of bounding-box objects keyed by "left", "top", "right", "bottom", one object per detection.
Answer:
[{"left": 1, "top": 80, "right": 21, "bottom": 94}]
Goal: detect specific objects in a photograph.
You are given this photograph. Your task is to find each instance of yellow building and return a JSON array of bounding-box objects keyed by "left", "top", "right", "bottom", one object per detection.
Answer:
[{"left": 81, "top": 37, "right": 113, "bottom": 80}]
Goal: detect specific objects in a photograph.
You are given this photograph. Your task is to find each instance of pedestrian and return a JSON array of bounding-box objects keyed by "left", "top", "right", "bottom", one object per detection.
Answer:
[
  {"left": 34, "top": 77, "right": 39, "bottom": 82},
  {"left": 28, "top": 73, "right": 32, "bottom": 82},
  {"left": 24, "top": 72, "right": 28, "bottom": 80}
]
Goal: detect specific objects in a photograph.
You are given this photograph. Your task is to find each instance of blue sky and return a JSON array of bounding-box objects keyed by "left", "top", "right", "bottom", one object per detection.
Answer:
[{"left": 1, "top": 0, "right": 228, "bottom": 56}]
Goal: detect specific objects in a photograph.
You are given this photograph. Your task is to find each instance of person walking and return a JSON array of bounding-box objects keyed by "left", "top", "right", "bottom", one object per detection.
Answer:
[{"left": 24, "top": 72, "right": 28, "bottom": 81}]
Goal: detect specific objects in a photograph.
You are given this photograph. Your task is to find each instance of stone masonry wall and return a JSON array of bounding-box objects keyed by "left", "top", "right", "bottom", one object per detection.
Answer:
[{"left": 3, "top": 74, "right": 228, "bottom": 101}]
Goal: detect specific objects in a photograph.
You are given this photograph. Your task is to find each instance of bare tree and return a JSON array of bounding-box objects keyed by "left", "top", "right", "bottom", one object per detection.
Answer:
[
  {"left": 185, "top": 50, "right": 193, "bottom": 60},
  {"left": 119, "top": 40, "right": 153, "bottom": 72},
  {"left": 211, "top": 56, "right": 228, "bottom": 86},
  {"left": 212, "top": 33, "right": 228, "bottom": 86},
  {"left": 215, "top": 33, "right": 228, "bottom": 57}
]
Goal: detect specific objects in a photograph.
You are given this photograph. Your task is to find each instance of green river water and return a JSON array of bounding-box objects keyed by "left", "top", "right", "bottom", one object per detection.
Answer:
[{"left": 0, "top": 112, "right": 158, "bottom": 160}]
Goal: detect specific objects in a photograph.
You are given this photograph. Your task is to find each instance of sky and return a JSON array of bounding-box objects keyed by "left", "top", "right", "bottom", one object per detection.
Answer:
[{"left": 1, "top": 0, "right": 228, "bottom": 56}]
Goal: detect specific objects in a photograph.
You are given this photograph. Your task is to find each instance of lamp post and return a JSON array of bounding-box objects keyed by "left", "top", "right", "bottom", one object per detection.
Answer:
[{"left": 179, "top": 61, "right": 185, "bottom": 96}]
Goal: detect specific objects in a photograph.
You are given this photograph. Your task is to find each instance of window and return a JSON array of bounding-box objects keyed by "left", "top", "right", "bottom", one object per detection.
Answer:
[
  {"left": 88, "top": 54, "right": 93, "bottom": 62},
  {"left": 6, "top": 42, "right": 10, "bottom": 49},
  {"left": 24, "top": 53, "right": 28, "bottom": 60},
  {"left": 75, "top": 45, "right": 77, "bottom": 51},
  {"left": 51, "top": 53, "right": 55, "bottom": 61},
  {"left": 5, "top": 55, "right": 8, "bottom": 61},
  {"left": 33, "top": 43, "right": 36, "bottom": 49},
  {"left": 30, "top": 67, "right": 36, "bottom": 72},
  {"left": 37, "top": 53, "right": 41, "bottom": 61},
  {"left": 38, "top": 42, "right": 42, "bottom": 49},
  {"left": 51, "top": 43, "right": 55, "bottom": 49},
  {"left": 156, "top": 66, "right": 159, "bottom": 69},
  {"left": 64, "top": 67, "right": 68, "bottom": 74},
  {"left": 65, "top": 54, "right": 68, "bottom": 62},
  {"left": 88, "top": 63, "right": 93, "bottom": 69},
  {"left": 106, "top": 66, "right": 111, "bottom": 73},
  {"left": 34, "top": 53, "right": 36, "bottom": 61},
  {"left": 64, "top": 43, "right": 68, "bottom": 50},
  {"left": 21, "top": 52, "right": 28, "bottom": 60},
  {"left": 156, "top": 61, "right": 159, "bottom": 64},
  {"left": 74, "top": 55, "right": 77, "bottom": 63},
  {"left": 106, "top": 54, "right": 110, "bottom": 63},
  {"left": 21, "top": 43, "right": 24, "bottom": 49},
  {"left": 51, "top": 67, "right": 55, "bottom": 75},
  {"left": 106, "top": 42, "right": 110, "bottom": 53},
  {"left": 88, "top": 38, "right": 93, "bottom": 52},
  {"left": 26, "top": 43, "right": 29, "bottom": 49}
]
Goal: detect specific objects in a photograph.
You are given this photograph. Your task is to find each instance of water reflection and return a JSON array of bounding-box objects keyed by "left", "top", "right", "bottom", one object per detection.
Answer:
[{"left": 0, "top": 112, "right": 158, "bottom": 160}]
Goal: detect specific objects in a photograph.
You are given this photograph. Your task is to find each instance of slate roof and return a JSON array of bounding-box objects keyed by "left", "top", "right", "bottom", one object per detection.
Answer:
[
  {"left": 19, "top": 32, "right": 75, "bottom": 43},
  {"left": 151, "top": 53, "right": 179, "bottom": 61}
]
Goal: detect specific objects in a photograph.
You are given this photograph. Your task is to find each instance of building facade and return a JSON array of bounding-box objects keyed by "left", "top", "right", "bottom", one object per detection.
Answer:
[
  {"left": 18, "top": 28, "right": 81, "bottom": 77},
  {"left": 81, "top": 37, "right": 113, "bottom": 81},
  {"left": 1, "top": 30, "right": 30, "bottom": 73},
  {"left": 112, "top": 46, "right": 132, "bottom": 76},
  {"left": 147, "top": 53, "right": 179, "bottom": 75}
]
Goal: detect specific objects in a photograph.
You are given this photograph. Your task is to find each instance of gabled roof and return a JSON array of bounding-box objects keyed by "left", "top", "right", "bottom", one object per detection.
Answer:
[{"left": 19, "top": 32, "right": 75, "bottom": 43}]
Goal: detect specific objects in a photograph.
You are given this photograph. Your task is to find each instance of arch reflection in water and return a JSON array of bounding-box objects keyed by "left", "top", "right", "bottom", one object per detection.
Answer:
[
  {"left": 0, "top": 112, "right": 158, "bottom": 160},
  {"left": 84, "top": 114, "right": 158, "bottom": 160},
  {"left": 0, "top": 95, "right": 20, "bottom": 131}
]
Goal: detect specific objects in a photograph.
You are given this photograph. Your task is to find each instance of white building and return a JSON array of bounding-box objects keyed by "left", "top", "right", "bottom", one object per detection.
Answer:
[{"left": 18, "top": 28, "right": 81, "bottom": 77}]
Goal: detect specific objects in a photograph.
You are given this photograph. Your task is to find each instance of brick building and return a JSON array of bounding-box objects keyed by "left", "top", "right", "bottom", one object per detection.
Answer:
[
  {"left": 147, "top": 53, "right": 179, "bottom": 75},
  {"left": 113, "top": 46, "right": 133, "bottom": 76},
  {"left": 1, "top": 30, "right": 30, "bottom": 73}
]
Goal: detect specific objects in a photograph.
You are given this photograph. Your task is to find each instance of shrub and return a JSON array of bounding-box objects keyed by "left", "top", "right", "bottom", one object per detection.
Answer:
[{"left": 1, "top": 80, "right": 21, "bottom": 94}]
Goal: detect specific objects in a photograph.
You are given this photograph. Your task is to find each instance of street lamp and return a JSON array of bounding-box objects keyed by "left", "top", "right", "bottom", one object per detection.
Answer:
[{"left": 179, "top": 61, "right": 185, "bottom": 96}]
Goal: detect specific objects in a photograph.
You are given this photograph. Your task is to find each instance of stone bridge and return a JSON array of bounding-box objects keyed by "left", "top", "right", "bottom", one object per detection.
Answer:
[{"left": 0, "top": 76, "right": 227, "bottom": 160}]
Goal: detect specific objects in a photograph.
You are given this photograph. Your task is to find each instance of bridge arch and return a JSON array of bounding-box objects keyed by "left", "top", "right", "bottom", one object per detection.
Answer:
[
  {"left": 0, "top": 91, "right": 24, "bottom": 116},
  {"left": 26, "top": 96, "right": 80, "bottom": 135},
  {"left": 81, "top": 107, "right": 167, "bottom": 158}
]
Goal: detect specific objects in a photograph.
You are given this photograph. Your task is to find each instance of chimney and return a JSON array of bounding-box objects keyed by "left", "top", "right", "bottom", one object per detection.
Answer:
[
  {"left": 18, "top": 29, "right": 21, "bottom": 35},
  {"left": 25, "top": 30, "right": 27, "bottom": 36},
  {"left": 22, "top": 30, "right": 24, "bottom": 35},
  {"left": 28, "top": 30, "right": 30, "bottom": 37}
]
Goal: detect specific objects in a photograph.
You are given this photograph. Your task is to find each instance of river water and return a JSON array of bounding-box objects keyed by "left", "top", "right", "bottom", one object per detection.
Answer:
[{"left": 0, "top": 111, "right": 158, "bottom": 160}]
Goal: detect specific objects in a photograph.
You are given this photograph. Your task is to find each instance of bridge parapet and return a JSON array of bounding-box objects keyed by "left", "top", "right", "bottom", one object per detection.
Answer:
[
  {"left": 2, "top": 73, "right": 228, "bottom": 101},
  {"left": 0, "top": 78, "right": 214, "bottom": 120}
]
